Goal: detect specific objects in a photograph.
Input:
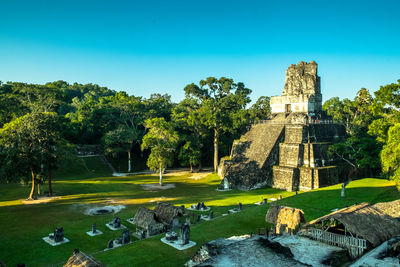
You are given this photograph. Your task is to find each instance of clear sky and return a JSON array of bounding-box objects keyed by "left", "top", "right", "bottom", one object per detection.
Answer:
[{"left": 1, "top": 0, "right": 399, "bottom": 103}]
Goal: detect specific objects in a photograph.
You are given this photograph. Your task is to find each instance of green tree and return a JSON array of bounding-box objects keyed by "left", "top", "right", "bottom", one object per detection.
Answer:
[
  {"left": 249, "top": 96, "right": 271, "bottom": 121},
  {"left": 369, "top": 80, "right": 400, "bottom": 143},
  {"left": 381, "top": 123, "right": 400, "bottom": 187},
  {"left": 141, "top": 118, "right": 179, "bottom": 185},
  {"left": 0, "top": 112, "right": 64, "bottom": 199},
  {"left": 172, "top": 98, "right": 210, "bottom": 171},
  {"left": 103, "top": 126, "right": 140, "bottom": 172},
  {"left": 101, "top": 92, "right": 145, "bottom": 171},
  {"left": 184, "top": 77, "right": 251, "bottom": 172}
]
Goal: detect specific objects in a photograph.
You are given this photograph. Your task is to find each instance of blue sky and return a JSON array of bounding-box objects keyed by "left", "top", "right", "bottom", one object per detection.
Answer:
[{"left": 1, "top": 0, "right": 399, "bottom": 103}]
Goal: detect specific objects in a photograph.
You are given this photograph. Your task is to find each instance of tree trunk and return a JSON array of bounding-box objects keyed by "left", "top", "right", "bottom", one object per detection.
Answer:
[
  {"left": 341, "top": 166, "right": 358, "bottom": 197},
  {"left": 48, "top": 166, "right": 53, "bottom": 196},
  {"left": 159, "top": 167, "right": 163, "bottom": 186},
  {"left": 28, "top": 168, "right": 36, "bottom": 200},
  {"left": 190, "top": 163, "right": 193, "bottom": 173},
  {"left": 128, "top": 151, "right": 132, "bottom": 172},
  {"left": 37, "top": 181, "right": 41, "bottom": 195},
  {"left": 214, "top": 130, "right": 219, "bottom": 173},
  {"left": 198, "top": 160, "right": 202, "bottom": 172}
]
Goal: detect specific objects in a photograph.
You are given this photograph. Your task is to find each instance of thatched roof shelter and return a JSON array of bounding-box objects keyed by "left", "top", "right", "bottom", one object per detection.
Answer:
[
  {"left": 64, "top": 251, "right": 104, "bottom": 267},
  {"left": 153, "top": 202, "right": 184, "bottom": 225},
  {"left": 133, "top": 207, "right": 159, "bottom": 229},
  {"left": 266, "top": 205, "right": 305, "bottom": 234},
  {"left": 372, "top": 199, "right": 400, "bottom": 218},
  {"left": 305, "top": 202, "right": 400, "bottom": 247}
]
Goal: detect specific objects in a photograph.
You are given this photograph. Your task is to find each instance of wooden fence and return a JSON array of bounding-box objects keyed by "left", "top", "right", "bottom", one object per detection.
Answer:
[{"left": 310, "top": 228, "right": 367, "bottom": 258}]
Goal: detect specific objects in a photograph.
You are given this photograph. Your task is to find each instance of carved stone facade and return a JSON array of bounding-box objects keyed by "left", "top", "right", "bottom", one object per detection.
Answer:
[
  {"left": 270, "top": 61, "right": 322, "bottom": 115},
  {"left": 219, "top": 61, "right": 346, "bottom": 191}
]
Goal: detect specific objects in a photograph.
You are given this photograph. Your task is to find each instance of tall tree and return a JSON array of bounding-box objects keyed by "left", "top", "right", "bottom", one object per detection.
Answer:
[
  {"left": 184, "top": 77, "right": 251, "bottom": 172},
  {"left": 0, "top": 112, "right": 64, "bottom": 199},
  {"left": 141, "top": 118, "right": 178, "bottom": 185},
  {"left": 172, "top": 98, "right": 210, "bottom": 171}
]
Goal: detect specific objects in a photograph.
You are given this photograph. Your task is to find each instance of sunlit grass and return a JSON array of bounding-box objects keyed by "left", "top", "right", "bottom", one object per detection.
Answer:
[{"left": 0, "top": 156, "right": 398, "bottom": 266}]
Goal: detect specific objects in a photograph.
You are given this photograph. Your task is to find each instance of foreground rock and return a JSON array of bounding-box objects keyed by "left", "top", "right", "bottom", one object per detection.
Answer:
[
  {"left": 350, "top": 236, "right": 400, "bottom": 267},
  {"left": 186, "top": 234, "right": 346, "bottom": 267}
]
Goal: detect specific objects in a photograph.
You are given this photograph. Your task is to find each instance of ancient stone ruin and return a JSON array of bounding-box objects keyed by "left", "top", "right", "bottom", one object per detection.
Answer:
[{"left": 219, "top": 61, "right": 346, "bottom": 191}]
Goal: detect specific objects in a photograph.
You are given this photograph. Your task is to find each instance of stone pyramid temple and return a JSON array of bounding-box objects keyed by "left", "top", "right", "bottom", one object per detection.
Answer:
[{"left": 219, "top": 61, "right": 346, "bottom": 191}]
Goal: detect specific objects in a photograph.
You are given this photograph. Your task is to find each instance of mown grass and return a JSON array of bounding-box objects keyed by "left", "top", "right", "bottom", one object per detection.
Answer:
[{"left": 0, "top": 156, "right": 398, "bottom": 266}]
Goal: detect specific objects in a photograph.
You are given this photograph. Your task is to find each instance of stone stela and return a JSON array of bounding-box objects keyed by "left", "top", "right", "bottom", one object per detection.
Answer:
[
  {"left": 86, "top": 223, "right": 103, "bottom": 236},
  {"left": 219, "top": 61, "right": 346, "bottom": 192},
  {"left": 43, "top": 227, "right": 70, "bottom": 246},
  {"left": 161, "top": 222, "right": 196, "bottom": 250}
]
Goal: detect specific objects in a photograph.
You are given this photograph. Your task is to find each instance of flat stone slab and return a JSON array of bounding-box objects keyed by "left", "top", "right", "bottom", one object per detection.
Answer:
[
  {"left": 228, "top": 209, "right": 241, "bottom": 214},
  {"left": 200, "top": 215, "right": 213, "bottom": 221},
  {"left": 105, "top": 223, "right": 127, "bottom": 231},
  {"left": 187, "top": 207, "right": 210, "bottom": 212},
  {"left": 43, "top": 235, "right": 70, "bottom": 246},
  {"left": 216, "top": 188, "right": 232, "bottom": 192},
  {"left": 222, "top": 213, "right": 229, "bottom": 216},
  {"left": 161, "top": 237, "right": 196, "bottom": 250},
  {"left": 268, "top": 198, "right": 277, "bottom": 202},
  {"left": 126, "top": 218, "right": 135, "bottom": 225},
  {"left": 86, "top": 230, "right": 103, "bottom": 236},
  {"left": 254, "top": 202, "right": 268, "bottom": 206}
]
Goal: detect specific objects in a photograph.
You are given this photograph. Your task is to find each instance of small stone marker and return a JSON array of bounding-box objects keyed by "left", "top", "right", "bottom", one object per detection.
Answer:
[
  {"left": 106, "top": 217, "right": 126, "bottom": 230},
  {"left": 238, "top": 203, "right": 243, "bottom": 211},
  {"left": 122, "top": 230, "right": 130, "bottom": 244},
  {"left": 209, "top": 211, "right": 213, "bottom": 219},
  {"left": 43, "top": 227, "right": 70, "bottom": 246},
  {"left": 197, "top": 215, "right": 201, "bottom": 223},
  {"left": 54, "top": 227, "right": 64, "bottom": 242},
  {"left": 263, "top": 198, "right": 268, "bottom": 204},
  {"left": 161, "top": 225, "right": 196, "bottom": 250},
  {"left": 180, "top": 223, "right": 190, "bottom": 246},
  {"left": 107, "top": 240, "right": 114, "bottom": 249},
  {"left": 223, "top": 177, "right": 230, "bottom": 190},
  {"left": 165, "top": 231, "right": 178, "bottom": 241},
  {"left": 112, "top": 217, "right": 121, "bottom": 228},
  {"left": 86, "top": 223, "right": 103, "bottom": 236},
  {"left": 279, "top": 195, "right": 282, "bottom": 200}
]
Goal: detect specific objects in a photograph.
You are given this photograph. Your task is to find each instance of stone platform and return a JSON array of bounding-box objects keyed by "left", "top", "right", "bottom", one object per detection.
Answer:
[
  {"left": 161, "top": 237, "right": 196, "bottom": 250},
  {"left": 86, "top": 230, "right": 103, "bottom": 236},
  {"left": 43, "top": 235, "right": 70, "bottom": 246}
]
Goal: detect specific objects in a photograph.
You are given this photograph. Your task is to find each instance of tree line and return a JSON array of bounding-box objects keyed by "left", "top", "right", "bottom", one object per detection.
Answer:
[
  {"left": 1, "top": 77, "right": 399, "bottom": 199},
  {"left": 0, "top": 78, "right": 270, "bottom": 198}
]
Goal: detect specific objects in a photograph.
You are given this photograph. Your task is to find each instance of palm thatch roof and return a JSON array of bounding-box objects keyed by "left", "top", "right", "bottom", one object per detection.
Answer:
[
  {"left": 64, "top": 251, "right": 104, "bottom": 267},
  {"left": 372, "top": 199, "right": 400, "bottom": 218},
  {"left": 132, "top": 207, "right": 159, "bottom": 229},
  {"left": 153, "top": 202, "right": 184, "bottom": 225},
  {"left": 305, "top": 202, "right": 400, "bottom": 247},
  {"left": 266, "top": 205, "right": 306, "bottom": 232}
]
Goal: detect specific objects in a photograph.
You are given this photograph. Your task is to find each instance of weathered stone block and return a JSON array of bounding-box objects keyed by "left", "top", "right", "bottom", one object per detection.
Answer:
[
  {"left": 272, "top": 166, "right": 299, "bottom": 192},
  {"left": 279, "top": 143, "right": 303, "bottom": 167}
]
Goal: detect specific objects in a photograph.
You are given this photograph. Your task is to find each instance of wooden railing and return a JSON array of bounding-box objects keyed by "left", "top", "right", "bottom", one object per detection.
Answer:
[{"left": 310, "top": 228, "right": 366, "bottom": 258}]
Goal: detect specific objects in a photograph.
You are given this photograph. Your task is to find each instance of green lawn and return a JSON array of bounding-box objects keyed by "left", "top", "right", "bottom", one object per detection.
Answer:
[{"left": 0, "top": 156, "right": 398, "bottom": 266}]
